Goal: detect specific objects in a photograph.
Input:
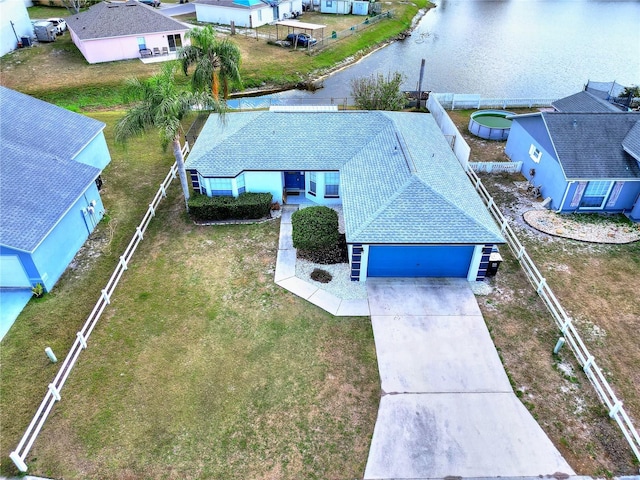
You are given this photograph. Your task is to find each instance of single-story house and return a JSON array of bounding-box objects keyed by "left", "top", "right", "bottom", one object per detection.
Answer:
[
  {"left": 194, "top": 0, "right": 303, "bottom": 28},
  {"left": 0, "top": 86, "right": 111, "bottom": 336},
  {"left": 505, "top": 111, "right": 640, "bottom": 221},
  {"left": 0, "top": 0, "right": 33, "bottom": 57},
  {"left": 66, "top": 0, "right": 190, "bottom": 64},
  {"left": 319, "top": 0, "right": 351, "bottom": 14},
  {"left": 186, "top": 110, "right": 505, "bottom": 281}
]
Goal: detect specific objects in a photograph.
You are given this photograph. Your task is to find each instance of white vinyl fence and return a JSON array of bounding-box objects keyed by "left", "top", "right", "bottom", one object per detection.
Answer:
[
  {"left": 466, "top": 167, "right": 640, "bottom": 465},
  {"left": 428, "top": 93, "right": 639, "bottom": 465},
  {"left": 10, "top": 144, "right": 187, "bottom": 472},
  {"left": 469, "top": 161, "right": 522, "bottom": 174},
  {"left": 433, "top": 92, "right": 556, "bottom": 110}
]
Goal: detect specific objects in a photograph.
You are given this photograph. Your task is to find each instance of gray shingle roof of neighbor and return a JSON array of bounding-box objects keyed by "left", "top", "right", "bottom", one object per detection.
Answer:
[
  {"left": 66, "top": 0, "right": 188, "bottom": 41},
  {"left": 187, "top": 110, "right": 505, "bottom": 245},
  {"left": 0, "top": 87, "right": 104, "bottom": 252},
  {"left": 541, "top": 112, "right": 640, "bottom": 180},
  {"left": 552, "top": 91, "right": 621, "bottom": 113},
  {"left": 622, "top": 120, "right": 640, "bottom": 161}
]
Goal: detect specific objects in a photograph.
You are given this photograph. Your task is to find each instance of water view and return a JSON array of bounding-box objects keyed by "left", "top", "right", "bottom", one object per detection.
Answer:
[{"left": 269, "top": 0, "right": 640, "bottom": 101}]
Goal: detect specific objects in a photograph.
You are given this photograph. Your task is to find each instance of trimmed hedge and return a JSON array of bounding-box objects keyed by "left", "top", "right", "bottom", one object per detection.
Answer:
[
  {"left": 291, "top": 206, "right": 340, "bottom": 251},
  {"left": 188, "top": 193, "right": 273, "bottom": 221}
]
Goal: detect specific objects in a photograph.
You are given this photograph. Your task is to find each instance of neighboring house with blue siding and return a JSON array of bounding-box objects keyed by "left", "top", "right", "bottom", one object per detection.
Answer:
[
  {"left": 505, "top": 112, "right": 640, "bottom": 222},
  {"left": 186, "top": 110, "right": 505, "bottom": 282},
  {"left": 0, "top": 87, "right": 111, "bottom": 327}
]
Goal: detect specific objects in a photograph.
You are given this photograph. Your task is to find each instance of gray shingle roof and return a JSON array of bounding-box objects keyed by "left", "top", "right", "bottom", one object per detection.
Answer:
[
  {"left": 542, "top": 112, "right": 640, "bottom": 180},
  {"left": 187, "top": 111, "right": 504, "bottom": 245},
  {"left": 0, "top": 87, "right": 105, "bottom": 252},
  {"left": 66, "top": 1, "right": 188, "bottom": 41},
  {"left": 552, "top": 91, "right": 621, "bottom": 113},
  {"left": 622, "top": 121, "right": 640, "bottom": 161}
]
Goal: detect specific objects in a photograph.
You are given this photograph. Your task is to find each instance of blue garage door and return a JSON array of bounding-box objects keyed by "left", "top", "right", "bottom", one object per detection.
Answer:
[{"left": 367, "top": 245, "right": 474, "bottom": 278}]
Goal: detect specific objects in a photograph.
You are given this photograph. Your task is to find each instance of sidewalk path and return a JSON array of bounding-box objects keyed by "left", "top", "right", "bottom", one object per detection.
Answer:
[{"left": 363, "top": 278, "right": 575, "bottom": 479}]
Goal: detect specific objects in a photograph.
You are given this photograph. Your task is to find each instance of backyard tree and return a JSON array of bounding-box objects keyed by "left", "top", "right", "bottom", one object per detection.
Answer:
[
  {"left": 350, "top": 71, "right": 408, "bottom": 111},
  {"left": 179, "top": 26, "right": 242, "bottom": 100},
  {"left": 115, "top": 63, "right": 224, "bottom": 210}
]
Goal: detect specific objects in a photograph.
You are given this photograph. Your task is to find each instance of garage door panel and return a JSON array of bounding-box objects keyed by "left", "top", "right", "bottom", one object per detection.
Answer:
[{"left": 368, "top": 246, "right": 474, "bottom": 278}]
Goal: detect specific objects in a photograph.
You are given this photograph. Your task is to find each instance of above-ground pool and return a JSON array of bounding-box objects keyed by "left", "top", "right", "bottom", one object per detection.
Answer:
[{"left": 468, "top": 110, "right": 516, "bottom": 141}]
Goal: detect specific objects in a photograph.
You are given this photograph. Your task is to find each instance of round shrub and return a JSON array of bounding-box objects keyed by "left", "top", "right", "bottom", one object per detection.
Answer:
[
  {"left": 291, "top": 206, "right": 340, "bottom": 251},
  {"left": 310, "top": 268, "right": 332, "bottom": 283}
]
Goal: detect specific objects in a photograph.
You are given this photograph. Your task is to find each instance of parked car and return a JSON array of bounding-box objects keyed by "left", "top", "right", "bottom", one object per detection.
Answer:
[
  {"left": 139, "top": 0, "right": 161, "bottom": 6},
  {"left": 46, "top": 18, "right": 67, "bottom": 35},
  {"left": 286, "top": 32, "right": 316, "bottom": 47}
]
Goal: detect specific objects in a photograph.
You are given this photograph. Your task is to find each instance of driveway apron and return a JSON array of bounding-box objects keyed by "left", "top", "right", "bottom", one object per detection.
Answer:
[{"left": 364, "top": 278, "right": 574, "bottom": 479}]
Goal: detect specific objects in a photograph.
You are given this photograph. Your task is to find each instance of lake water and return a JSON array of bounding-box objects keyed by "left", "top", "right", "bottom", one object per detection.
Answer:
[{"left": 260, "top": 0, "right": 640, "bottom": 102}]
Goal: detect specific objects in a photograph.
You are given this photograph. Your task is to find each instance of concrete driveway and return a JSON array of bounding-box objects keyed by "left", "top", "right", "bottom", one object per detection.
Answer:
[{"left": 364, "top": 278, "right": 575, "bottom": 479}]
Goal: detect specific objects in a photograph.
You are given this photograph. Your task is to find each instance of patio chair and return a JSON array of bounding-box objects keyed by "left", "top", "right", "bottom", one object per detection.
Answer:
[
  {"left": 140, "top": 48, "right": 152, "bottom": 58},
  {"left": 153, "top": 47, "right": 161, "bottom": 56},
  {"left": 161, "top": 46, "right": 169, "bottom": 55}
]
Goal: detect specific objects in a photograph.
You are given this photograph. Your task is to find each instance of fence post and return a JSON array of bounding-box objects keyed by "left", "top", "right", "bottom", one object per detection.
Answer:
[
  {"left": 609, "top": 401, "right": 623, "bottom": 418},
  {"left": 9, "top": 452, "right": 27, "bottom": 472},
  {"left": 48, "top": 383, "right": 61, "bottom": 402},
  {"left": 77, "top": 331, "right": 88, "bottom": 349}
]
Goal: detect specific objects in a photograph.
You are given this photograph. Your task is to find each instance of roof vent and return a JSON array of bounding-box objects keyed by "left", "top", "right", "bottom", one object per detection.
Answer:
[{"left": 572, "top": 119, "right": 577, "bottom": 128}]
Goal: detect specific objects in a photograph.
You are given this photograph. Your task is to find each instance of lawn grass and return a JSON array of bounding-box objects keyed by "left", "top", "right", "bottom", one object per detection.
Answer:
[
  {"left": 0, "top": 112, "right": 379, "bottom": 478},
  {"left": 477, "top": 173, "right": 640, "bottom": 474},
  {"left": 2, "top": 1, "right": 431, "bottom": 109}
]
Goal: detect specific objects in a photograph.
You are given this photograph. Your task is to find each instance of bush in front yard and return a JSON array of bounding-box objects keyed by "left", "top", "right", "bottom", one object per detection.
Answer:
[
  {"left": 292, "top": 206, "right": 340, "bottom": 251},
  {"left": 188, "top": 193, "right": 272, "bottom": 221},
  {"left": 292, "top": 206, "right": 347, "bottom": 264}
]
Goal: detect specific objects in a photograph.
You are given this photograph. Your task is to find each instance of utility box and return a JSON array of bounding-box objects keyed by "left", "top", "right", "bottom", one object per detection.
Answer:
[
  {"left": 21, "top": 36, "right": 32, "bottom": 47},
  {"left": 34, "top": 21, "right": 57, "bottom": 42},
  {"left": 486, "top": 246, "right": 503, "bottom": 277}
]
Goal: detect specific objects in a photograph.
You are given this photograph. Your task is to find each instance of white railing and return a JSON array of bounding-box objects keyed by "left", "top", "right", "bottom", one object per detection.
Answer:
[
  {"left": 469, "top": 161, "right": 522, "bottom": 174},
  {"left": 433, "top": 92, "right": 556, "bottom": 110},
  {"left": 466, "top": 166, "right": 640, "bottom": 465},
  {"left": 10, "top": 145, "right": 187, "bottom": 472}
]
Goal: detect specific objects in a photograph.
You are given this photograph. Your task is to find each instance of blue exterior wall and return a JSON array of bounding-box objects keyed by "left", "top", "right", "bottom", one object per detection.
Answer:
[
  {"left": 561, "top": 180, "right": 640, "bottom": 215},
  {"left": 630, "top": 192, "right": 640, "bottom": 221},
  {"left": 505, "top": 118, "right": 568, "bottom": 210},
  {"left": 0, "top": 247, "right": 39, "bottom": 287},
  {"left": 199, "top": 171, "right": 343, "bottom": 206},
  {"left": 73, "top": 132, "right": 111, "bottom": 170},
  {"left": 31, "top": 181, "right": 105, "bottom": 291}
]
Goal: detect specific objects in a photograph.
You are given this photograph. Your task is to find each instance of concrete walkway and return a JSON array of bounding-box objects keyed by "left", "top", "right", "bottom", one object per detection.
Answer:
[
  {"left": 274, "top": 205, "right": 369, "bottom": 316},
  {"left": 364, "top": 278, "right": 575, "bottom": 479}
]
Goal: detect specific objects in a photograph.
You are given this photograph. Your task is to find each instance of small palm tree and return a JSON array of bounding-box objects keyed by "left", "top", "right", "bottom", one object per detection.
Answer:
[
  {"left": 115, "top": 62, "right": 225, "bottom": 210},
  {"left": 179, "top": 26, "right": 242, "bottom": 99}
]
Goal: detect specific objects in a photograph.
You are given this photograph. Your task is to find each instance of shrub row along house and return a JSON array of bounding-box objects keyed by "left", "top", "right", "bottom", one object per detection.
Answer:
[
  {"left": 186, "top": 110, "right": 505, "bottom": 281},
  {"left": 0, "top": 87, "right": 111, "bottom": 338},
  {"left": 505, "top": 89, "right": 640, "bottom": 221}
]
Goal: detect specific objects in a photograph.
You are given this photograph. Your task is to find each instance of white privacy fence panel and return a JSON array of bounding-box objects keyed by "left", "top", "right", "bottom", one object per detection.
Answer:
[
  {"left": 10, "top": 147, "right": 187, "bottom": 472},
  {"left": 427, "top": 94, "right": 471, "bottom": 169}
]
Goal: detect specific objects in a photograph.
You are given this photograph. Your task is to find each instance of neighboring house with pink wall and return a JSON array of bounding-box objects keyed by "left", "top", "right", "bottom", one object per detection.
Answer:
[{"left": 66, "top": 0, "right": 190, "bottom": 64}]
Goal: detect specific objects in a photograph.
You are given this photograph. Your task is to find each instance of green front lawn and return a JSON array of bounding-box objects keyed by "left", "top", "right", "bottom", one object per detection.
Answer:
[{"left": 0, "top": 112, "right": 379, "bottom": 478}]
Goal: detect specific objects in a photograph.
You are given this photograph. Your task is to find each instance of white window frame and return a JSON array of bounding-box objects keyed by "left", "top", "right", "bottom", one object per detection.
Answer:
[
  {"left": 579, "top": 181, "right": 613, "bottom": 210},
  {"left": 308, "top": 172, "right": 317, "bottom": 196},
  {"left": 529, "top": 144, "right": 542, "bottom": 163},
  {"left": 324, "top": 172, "right": 340, "bottom": 198}
]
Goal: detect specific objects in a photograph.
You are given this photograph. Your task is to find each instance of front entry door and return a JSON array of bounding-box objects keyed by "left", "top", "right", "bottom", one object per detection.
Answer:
[{"left": 284, "top": 171, "right": 305, "bottom": 191}]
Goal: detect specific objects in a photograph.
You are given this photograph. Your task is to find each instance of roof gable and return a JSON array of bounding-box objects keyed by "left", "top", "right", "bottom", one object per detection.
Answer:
[
  {"left": 542, "top": 112, "right": 640, "bottom": 180},
  {"left": 0, "top": 87, "right": 104, "bottom": 252},
  {"left": 66, "top": 1, "right": 189, "bottom": 40},
  {"left": 622, "top": 121, "right": 640, "bottom": 162}
]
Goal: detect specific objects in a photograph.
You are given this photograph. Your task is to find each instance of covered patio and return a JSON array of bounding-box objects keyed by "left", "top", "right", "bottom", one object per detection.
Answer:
[{"left": 275, "top": 19, "right": 326, "bottom": 42}]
